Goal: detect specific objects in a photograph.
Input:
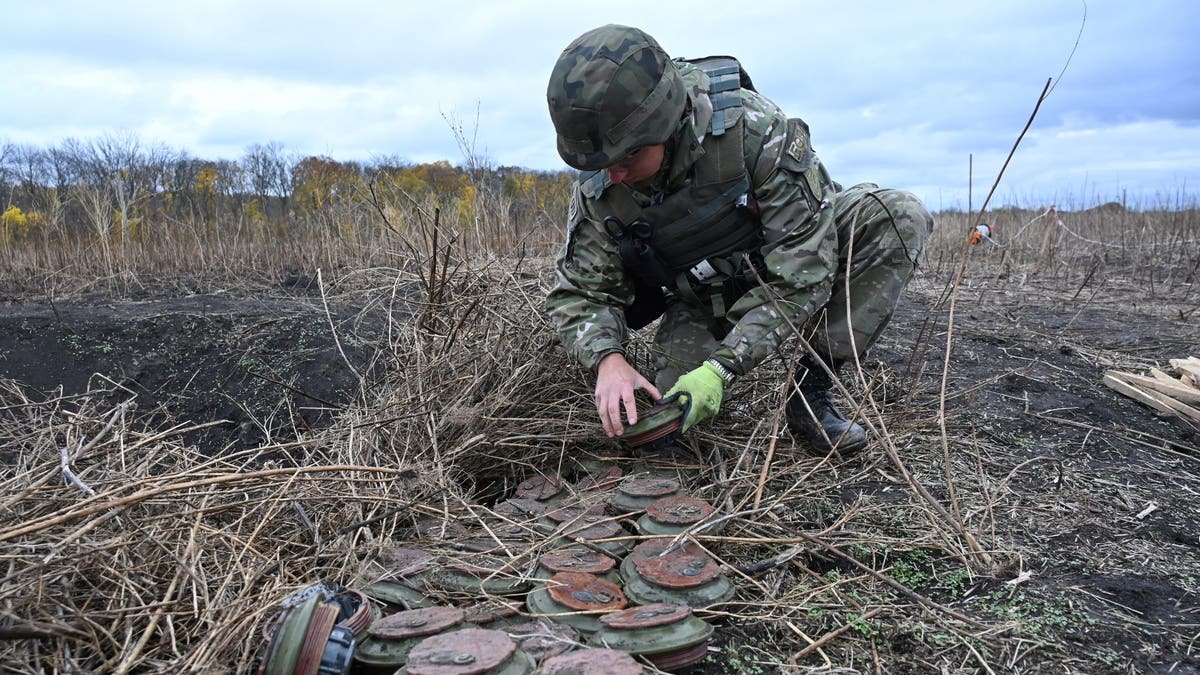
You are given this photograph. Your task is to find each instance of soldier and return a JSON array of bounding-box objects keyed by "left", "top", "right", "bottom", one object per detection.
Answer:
[{"left": 544, "top": 24, "right": 934, "bottom": 454}]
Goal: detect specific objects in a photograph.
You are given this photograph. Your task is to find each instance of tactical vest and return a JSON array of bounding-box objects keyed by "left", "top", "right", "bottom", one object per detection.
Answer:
[{"left": 581, "top": 56, "right": 764, "bottom": 323}]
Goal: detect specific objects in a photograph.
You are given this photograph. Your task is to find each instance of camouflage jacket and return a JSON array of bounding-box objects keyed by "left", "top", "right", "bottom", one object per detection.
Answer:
[{"left": 545, "top": 61, "right": 842, "bottom": 378}]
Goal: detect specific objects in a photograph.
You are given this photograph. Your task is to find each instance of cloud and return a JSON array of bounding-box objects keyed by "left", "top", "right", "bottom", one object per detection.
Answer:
[{"left": 3, "top": 0, "right": 1198, "bottom": 207}]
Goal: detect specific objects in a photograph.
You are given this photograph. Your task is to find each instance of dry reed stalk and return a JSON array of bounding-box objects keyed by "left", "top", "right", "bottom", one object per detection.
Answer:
[
  {"left": 4, "top": 185, "right": 1197, "bottom": 671},
  {"left": 744, "top": 224, "right": 991, "bottom": 567}
]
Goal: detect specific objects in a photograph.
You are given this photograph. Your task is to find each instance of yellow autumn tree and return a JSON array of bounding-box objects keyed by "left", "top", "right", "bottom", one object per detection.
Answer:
[{"left": 2, "top": 206, "right": 27, "bottom": 244}]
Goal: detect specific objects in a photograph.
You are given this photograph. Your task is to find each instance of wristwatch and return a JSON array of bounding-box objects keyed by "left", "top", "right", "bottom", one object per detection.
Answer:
[{"left": 705, "top": 358, "right": 736, "bottom": 385}]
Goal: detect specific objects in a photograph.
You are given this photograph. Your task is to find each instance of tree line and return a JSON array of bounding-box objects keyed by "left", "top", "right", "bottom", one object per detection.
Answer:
[{"left": 0, "top": 134, "right": 575, "bottom": 253}]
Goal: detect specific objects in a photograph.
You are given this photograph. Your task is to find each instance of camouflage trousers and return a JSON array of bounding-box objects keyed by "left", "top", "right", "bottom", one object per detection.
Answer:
[{"left": 652, "top": 184, "right": 934, "bottom": 390}]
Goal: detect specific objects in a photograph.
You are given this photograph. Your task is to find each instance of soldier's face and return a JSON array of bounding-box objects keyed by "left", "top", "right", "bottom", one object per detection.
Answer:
[{"left": 607, "top": 144, "right": 665, "bottom": 185}]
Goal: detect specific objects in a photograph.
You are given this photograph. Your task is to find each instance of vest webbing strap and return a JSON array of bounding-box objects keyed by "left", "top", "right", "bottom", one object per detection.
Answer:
[
  {"left": 589, "top": 55, "right": 765, "bottom": 318},
  {"left": 652, "top": 175, "right": 750, "bottom": 257},
  {"left": 704, "top": 60, "right": 742, "bottom": 135},
  {"left": 708, "top": 65, "right": 741, "bottom": 91},
  {"left": 659, "top": 198, "right": 756, "bottom": 273}
]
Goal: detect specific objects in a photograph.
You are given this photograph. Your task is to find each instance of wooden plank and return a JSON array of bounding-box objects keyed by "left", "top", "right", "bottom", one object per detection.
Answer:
[
  {"left": 1149, "top": 367, "right": 1179, "bottom": 383},
  {"left": 1103, "top": 371, "right": 1200, "bottom": 431},
  {"left": 1103, "top": 372, "right": 1178, "bottom": 417},
  {"left": 1121, "top": 371, "right": 1200, "bottom": 405},
  {"left": 1170, "top": 357, "right": 1200, "bottom": 385},
  {"left": 1150, "top": 366, "right": 1198, "bottom": 393},
  {"left": 1138, "top": 384, "right": 1200, "bottom": 425}
]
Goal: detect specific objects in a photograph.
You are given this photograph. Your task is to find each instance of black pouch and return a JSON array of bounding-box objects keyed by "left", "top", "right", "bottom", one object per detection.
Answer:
[
  {"left": 626, "top": 277, "right": 667, "bottom": 329},
  {"left": 608, "top": 216, "right": 671, "bottom": 329}
]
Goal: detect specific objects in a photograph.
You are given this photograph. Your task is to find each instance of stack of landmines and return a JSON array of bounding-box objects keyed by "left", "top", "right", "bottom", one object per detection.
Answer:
[
  {"left": 258, "top": 462, "right": 733, "bottom": 675},
  {"left": 1103, "top": 356, "right": 1200, "bottom": 434}
]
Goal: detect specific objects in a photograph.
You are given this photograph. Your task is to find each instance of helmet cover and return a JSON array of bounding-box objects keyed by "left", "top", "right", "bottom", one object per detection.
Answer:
[{"left": 547, "top": 24, "right": 688, "bottom": 170}]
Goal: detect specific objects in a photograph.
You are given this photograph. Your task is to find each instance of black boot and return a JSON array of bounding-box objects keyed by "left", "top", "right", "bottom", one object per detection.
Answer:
[{"left": 786, "top": 358, "right": 868, "bottom": 455}]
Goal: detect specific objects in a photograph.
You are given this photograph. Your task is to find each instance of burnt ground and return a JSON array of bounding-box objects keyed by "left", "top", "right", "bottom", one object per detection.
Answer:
[
  {"left": 0, "top": 286, "right": 383, "bottom": 454},
  {"left": 808, "top": 268, "right": 1200, "bottom": 674},
  {"left": 1, "top": 265, "right": 1198, "bottom": 673}
]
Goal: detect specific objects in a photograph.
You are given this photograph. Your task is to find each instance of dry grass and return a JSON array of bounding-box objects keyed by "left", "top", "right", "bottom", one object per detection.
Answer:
[{"left": 1, "top": 197, "right": 1197, "bottom": 672}]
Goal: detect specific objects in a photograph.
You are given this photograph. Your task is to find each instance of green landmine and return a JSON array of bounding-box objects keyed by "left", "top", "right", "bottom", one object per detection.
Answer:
[
  {"left": 397, "top": 627, "right": 537, "bottom": 675},
  {"left": 590, "top": 602, "right": 714, "bottom": 671},
  {"left": 636, "top": 494, "right": 723, "bottom": 536},
  {"left": 353, "top": 606, "right": 466, "bottom": 675},
  {"left": 525, "top": 571, "right": 628, "bottom": 635}
]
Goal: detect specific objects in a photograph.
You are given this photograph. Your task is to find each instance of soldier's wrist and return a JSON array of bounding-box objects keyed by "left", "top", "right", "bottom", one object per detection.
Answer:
[
  {"left": 707, "top": 349, "right": 743, "bottom": 379},
  {"left": 704, "top": 358, "right": 736, "bottom": 385},
  {"left": 593, "top": 350, "right": 626, "bottom": 372}
]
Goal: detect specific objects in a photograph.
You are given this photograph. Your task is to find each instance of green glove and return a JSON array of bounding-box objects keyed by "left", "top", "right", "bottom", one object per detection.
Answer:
[{"left": 665, "top": 362, "right": 726, "bottom": 433}]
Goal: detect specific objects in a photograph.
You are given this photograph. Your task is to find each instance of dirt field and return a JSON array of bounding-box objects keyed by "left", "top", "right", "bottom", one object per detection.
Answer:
[
  {"left": 854, "top": 266, "right": 1200, "bottom": 673},
  {"left": 1, "top": 252, "right": 1197, "bottom": 673},
  {"left": 0, "top": 284, "right": 377, "bottom": 454}
]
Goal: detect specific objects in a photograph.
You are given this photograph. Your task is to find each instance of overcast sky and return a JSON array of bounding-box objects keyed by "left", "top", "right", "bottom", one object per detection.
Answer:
[{"left": 3, "top": 0, "right": 1197, "bottom": 211}]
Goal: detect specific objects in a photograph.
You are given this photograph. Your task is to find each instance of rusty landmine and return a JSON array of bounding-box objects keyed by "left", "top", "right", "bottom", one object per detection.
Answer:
[
  {"left": 645, "top": 495, "right": 714, "bottom": 525},
  {"left": 514, "top": 474, "right": 564, "bottom": 501},
  {"left": 258, "top": 594, "right": 314, "bottom": 675},
  {"left": 610, "top": 475, "right": 683, "bottom": 514},
  {"left": 455, "top": 536, "right": 525, "bottom": 555},
  {"left": 492, "top": 521, "right": 538, "bottom": 540},
  {"left": 259, "top": 609, "right": 285, "bottom": 643},
  {"left": 543, "top": 503, "right": 607, "bottom": 525},
  {"left": 590, "top": 602, "right": 713, "bottom": 671},
  {"left": 559, "top": 520, "right": 631, "bottom": 557},
  {"left": 260, "top": 586, "right": 373, "bottom": 643},
  {"left": 620, "top": 400, "right": 684, "bottom": 449},
  {"left": 624, "top": 417, "right": 681, "bottom": 447},
  {"left": 574, "top": 466, "right": 623, "bottom": 493},
  {"left": 539, "top": 547, "right": 617, "bottom": 576},
  {"left": 505, "top": 620, "right": 579, "bottom": 661},
  {"left": 336, "top": 588, "right": 374, "bottom": 638},
  {"left": 433, "top": 553, "right": 532, "bottom": 596},
  {"left": 618, "top": 476, "right": 681, "bottom": 500},
  {"left": 294, "top": 601, "right": 341, "bottom": 675},
  {"left": 558, "top": 516, "right": 623, "bottom": 540},
  {"left": 462, "top": 598, "right": 522, "bottom": 625},
  {"left": 599, "top": 602, "right": 692, "bottom": 630},
  {"left": 545, "top": 572, "right": 627, "bottom": 612},
  {"left": 539, "top": 647, "right": 643, "bottom": 675},
  {"left": 378, "top": 546, "right": 437, "bottom": 576},
  {"left": 625, "top": 537, "right": 706, "bottom": 566},
  {"left": 493, "top": 498, "right": 549, "bottom": 520},
  {"left": 362, "top": 580, "right": 433, "bottom": 612},
  {"left": 415, "top": 518, "right": 469, "bottom": 540},
  {"left": 646, "top": 641, "right": 710, "bottom": 671},
  {"left": 447, "top": 552, "right": 528, "bottom": 577},
  {"left": 371, "top": 606, "right": 465, "bottom": 640},
  {"left": 404, "top": 627, "right": 517, "bottom": 675},
  {"left": 635, "top": 550, "right": 722, "bottom": 589}
]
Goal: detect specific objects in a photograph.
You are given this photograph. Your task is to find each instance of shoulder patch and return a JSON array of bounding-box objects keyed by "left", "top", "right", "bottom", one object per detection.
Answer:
[
  {"left": 564, "top": 183, "right": 586, "bottom": 262},
  {"left": 567, "top": 183, "right": 582, "bottom": 228},
  {"left": 778, "top": 118, "right": 815, "bottom": 172}
]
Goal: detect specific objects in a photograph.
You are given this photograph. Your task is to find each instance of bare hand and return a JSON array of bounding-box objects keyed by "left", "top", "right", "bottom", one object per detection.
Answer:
[{"left": 595, "top": 353, "right": 661, "bottom": 437}]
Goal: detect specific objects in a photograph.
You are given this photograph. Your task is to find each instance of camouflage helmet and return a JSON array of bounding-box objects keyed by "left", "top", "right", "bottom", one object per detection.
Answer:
[{"left": 547, "top": 25, "right": 687, "bottom": 171}]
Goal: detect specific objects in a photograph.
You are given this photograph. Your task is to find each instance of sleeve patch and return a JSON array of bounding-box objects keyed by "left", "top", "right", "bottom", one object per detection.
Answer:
[
  {"left": 567, "top": 185, "right": 582, "bottom": 228},
  {"left": 778, "top": 118, "right": 815, "bottom": 173},
  {"left": 565, "top": 184, "right": 585, "bottom": 261}
]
